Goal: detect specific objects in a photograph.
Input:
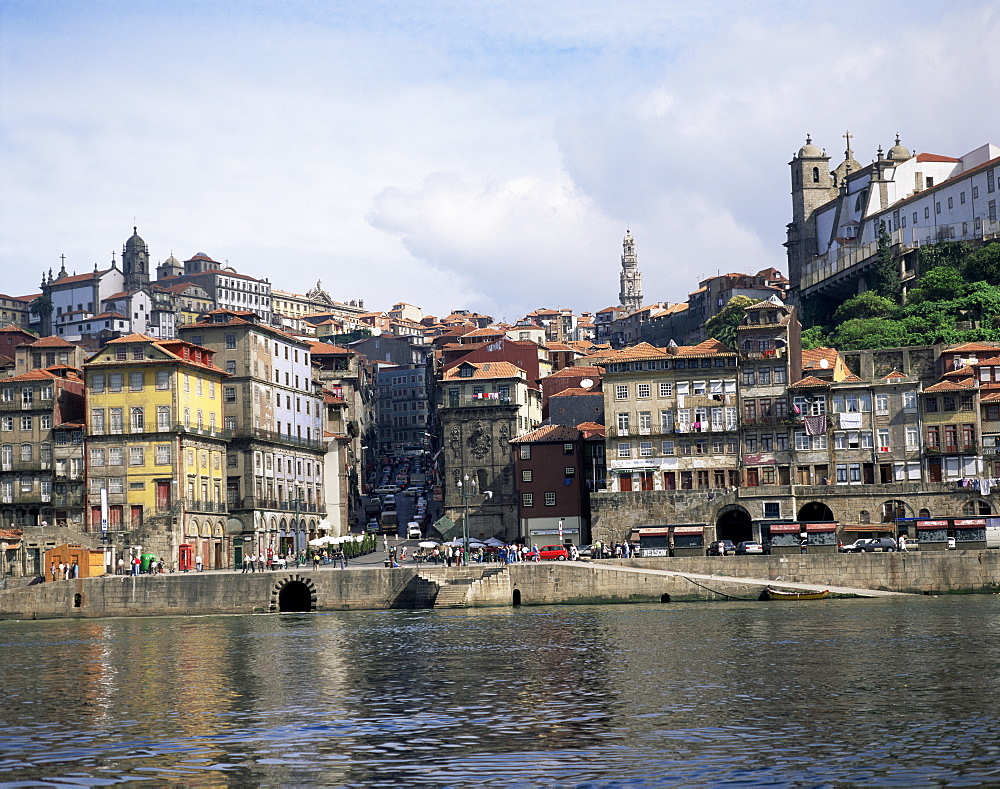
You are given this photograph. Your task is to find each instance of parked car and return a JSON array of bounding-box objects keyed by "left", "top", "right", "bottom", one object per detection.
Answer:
[
  {"left": 707, "top": 540, "right": 736, "bottom": 556},
  {"left": 373, "top": 485, "right": 399, "bottom": 496},
  {"left": 735, "top": 541, "right": 764, "bottom": 555},
  {"left": 406, "top": 522, "right": 422, "bottom": 539},
  {"left": 539, "top": 545, "right": 569, "bottom": 561},
  {"left": 846, "top": 537, "right": 896, "bottom": 552}
]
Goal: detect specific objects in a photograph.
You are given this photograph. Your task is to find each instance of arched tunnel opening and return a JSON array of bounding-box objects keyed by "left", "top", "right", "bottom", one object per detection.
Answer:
[{"left": 277, "top": 580, "right": 314, "bottom": 612}]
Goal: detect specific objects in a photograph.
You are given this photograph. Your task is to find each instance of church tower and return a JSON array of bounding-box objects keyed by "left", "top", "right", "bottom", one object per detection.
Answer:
[
  {"left": 619, "top": 230, "right": 643, "bottom": 313},
  {"left": 785, "top": 135, "right": 838, "bottom": 296},
  {"left": 122, "top": 226, "right": 150, "bottom": 291}
]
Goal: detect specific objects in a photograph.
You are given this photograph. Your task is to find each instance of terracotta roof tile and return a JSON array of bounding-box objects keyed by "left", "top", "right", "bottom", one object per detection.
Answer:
[
  {"left": 789, "top": 375, "right": 832, "bottom": 389},
  {"left": 441, "top": 361, "right": 525, "bottom": 381},
  {"left": 924, "top": 379, "right": 976, "bottom": 392},
  {"left": 509, "top": 424, "right": 580, "bottom": 443}
]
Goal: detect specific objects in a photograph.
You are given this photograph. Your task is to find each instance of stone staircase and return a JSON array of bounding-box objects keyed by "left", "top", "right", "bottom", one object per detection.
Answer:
[{"left": 417, "top": 566, "right": 509, "bottom": 608}]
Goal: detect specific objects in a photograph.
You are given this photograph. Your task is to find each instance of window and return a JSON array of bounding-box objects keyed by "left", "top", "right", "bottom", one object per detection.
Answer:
[
  {"left": 836, "top": 464, "right": 847, "bottom": 483},
  {"left": 156, "top": 370, "right": 170, "bottom": 390},
  {"left": 875, "top": 393, "right": 888, "bottom": 414},
  {"left": 108, "top": 373, "right": 123, "bottom": 393},
  {"left": 109, "top": 408, "right": 123, "bottom": 434},
  {"left": 776, "top": 433, "right": 788, "bottom": 450},
  {"left": 20, "top": 415, "right": 32, "bottom": 431},
  {"left": 129, "top": 447, "right": 144, "bottom": 466},
  {"left": 226, "top": 360, "right": 237, "bottom": 374},
  {"left": 763, "top": 502, "right": 780, "bottom": 519},
  {"left": 522, "top": 469, "right": 532, "bottom": 483},
  {"left": 544, "top": 492, "right": 556, "bottom": 506},
  {"left": 617, "top": 442, "right": 631, "bottom": 458},
  {"left": 108, "top": 478, "right": 124, "bottom": 494},
  {"left": 157, "top": 406, "right": 170, "bottom": 431},
  {"left": 40, "top": 415, "right": 51, "bottom": 430},
  {"left": 91, "top": 374, "right": 105, "bottom": 393},
  {"left": 91, "top": 409, "right": 105, "bottom": 435},
  {"left": 90, "top": 447, "right": 105, "bottom": 466},
  {"left": 774, "top": 367, "right": 786, "bottom": 384},
  {"left": 924, "top": 397, "right": 937, "bottom": 413},
  {"left": 794, "top": 432, "right": 809, "bottom": 450},
  {"left": 155, "top": 445, "right": 170, "bottom": 465},
  {"left": 563, "top": 443, "right": 574, "bottom": 455},
  {"left": 637, "top": 383, "right": 650, "bottom": 398},
  {"left": 616, "top": 412, "right": 630, "bottom": 433},
  {"left": 129, "top": 372, "right": 144, "bottom": 392},
  {"left": 661, "top": 440, "right": 674, "bottom": 455},
  {"left": 19, "top": 443, "right": 32, "bottom": 461},
  {"left": 638, "top": 411, "right": 652, "bottom": 434},
  {"left": 877, "top": 429, "right": 890, "bottom": 450},
  {"left": 942, "top": 396, "right": 956, "bottom": 412},
  {"left": 522, "top": 493, "right": 533, "bottom": 507},
  {"left": 961, "top": 394, "right": 974, "bottom": 411},
  {"left": 639, "top": 441, "right": 653, "bottom": 457},
  {"left": 130, "top": 407, "right": 144, "bottom": 432},
  {"left": 108, "top": 447, "right": 123, "bottom": 466},
  {"left": 224, "top": 387, "right": 237, "bottom": 403},
  {"left": 224, "top": 415, "right": 237, "bottom": 431},
  {"left": 225, "top": 333, "right": 237, "bottom": 349},
  {"left": 659, "top": 382, "right": 673, "bottom": 397},
  {"left": 519, "top": 445, "right": 530, "bottom": 460},
  {"left": 615, "top": 384, "right": 628, "bottom": 400}
]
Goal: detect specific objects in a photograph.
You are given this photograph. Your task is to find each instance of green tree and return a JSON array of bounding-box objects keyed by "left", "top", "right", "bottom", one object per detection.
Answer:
[
  {"left": 906, "top": 266, "right": 967, "bottom": 304},
  {"left": 705, "top": 295, "right": 758, "bottom": 347},
  {"left": 830, "top": 317, "right": 909, "bottom": 350},
  {"left": 917, "top": 240, "right": 974, "bottom": 274},
  {"left": 800, "top": 326, "right": 827, "bottom": 350},
  {"left": 964, "top": 243, "right": 1000, "bottom": 284},
  {"left": 29, "top": 295, "right": 53, "bottom": 335},
  {"left": 866, "top": 221, "right": 902, "bottom": 301},
  {"left": 833, "top": 291, "right": 896, "bottom": 323}
]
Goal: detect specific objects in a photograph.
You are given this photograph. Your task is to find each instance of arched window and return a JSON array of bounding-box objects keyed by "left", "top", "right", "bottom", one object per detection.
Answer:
[
  {"left": 919, "top": 508, "right": 930, "bottom": 518},
  {"left": 882, "top": 500, "right": 906, "bottom": 522},
  {"left": 812, "top": 167, "right": 820, "bottom": 183},
  {"left": 963, "top": 500, "right": 992, "bottom": 516},
  {"left": 859, "top": 510, "right": 870, "bottom": 524},
  {"left": 477, "top": 469, "right": 488, "bottom": 493}
]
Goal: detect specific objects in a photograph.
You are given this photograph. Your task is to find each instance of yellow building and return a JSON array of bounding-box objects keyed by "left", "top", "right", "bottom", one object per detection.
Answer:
[{"left": 84, "top": 334, "right": 229, "bottom": 569}]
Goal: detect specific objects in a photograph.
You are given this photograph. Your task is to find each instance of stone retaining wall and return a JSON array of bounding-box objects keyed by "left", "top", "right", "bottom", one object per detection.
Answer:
[{"left": 4, "top": 553, "right": 1000, "bottom": 620}]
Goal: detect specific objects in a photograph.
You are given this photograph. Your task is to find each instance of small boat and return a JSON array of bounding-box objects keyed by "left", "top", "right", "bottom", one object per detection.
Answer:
[{"left": 763, "top": 587, "right": 829, "bottom": 601}]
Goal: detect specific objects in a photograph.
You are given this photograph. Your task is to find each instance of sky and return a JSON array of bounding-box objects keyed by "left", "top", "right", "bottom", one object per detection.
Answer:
[{"left": 2, "top": 1, "right": 999, "bottom": 324}]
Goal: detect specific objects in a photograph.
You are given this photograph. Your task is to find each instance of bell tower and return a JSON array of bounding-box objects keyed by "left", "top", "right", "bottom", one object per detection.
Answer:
[
  {"left": 785, "top": 135, "right": 837, "bottom": 296},
  {"left": 122, "top": 226, "right": 150, "bottom": 291},
  {"left": 619, "top": 230, "right": 643, "bottom": 313}
]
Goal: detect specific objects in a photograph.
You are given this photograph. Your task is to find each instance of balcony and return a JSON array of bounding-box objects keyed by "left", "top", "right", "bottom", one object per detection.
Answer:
[
  {"left": 741, "top": 415, "right": 800, "bottom": 428},
  {"left": 52, "top": 493, "right": 84, "bottom": 508},
  {"left": 0, "top": 397, "right": 55, "bottom": 412},
  {"left": 442, "top": 396, "right": 516, "bottom": 410},
  {"left": 5, "top": 459, "right": 53, "bottom": 472},
  {"left": 925, "top": 443, "right": 978, "bottom": 456},
  {"left": 229, "top": 427, "right": 325, "bottom": 450},
  {"left": 229, "top": 496, "right": 323, "bottom": 514}
]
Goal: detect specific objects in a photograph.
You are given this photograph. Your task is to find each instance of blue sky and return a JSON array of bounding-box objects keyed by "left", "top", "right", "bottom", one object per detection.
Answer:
[{"left": 2, "top": 1, "right": 998, "bottom": 323}]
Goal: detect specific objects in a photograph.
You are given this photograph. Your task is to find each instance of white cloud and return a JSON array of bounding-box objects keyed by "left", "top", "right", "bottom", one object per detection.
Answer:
[{"left": 1, "top": 0, "right": 998, "bottom": 324}]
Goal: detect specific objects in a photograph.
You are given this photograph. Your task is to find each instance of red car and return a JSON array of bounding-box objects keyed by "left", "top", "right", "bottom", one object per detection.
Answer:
[{"left": 539, "top": 545, "right": 569, "bottom": 561}]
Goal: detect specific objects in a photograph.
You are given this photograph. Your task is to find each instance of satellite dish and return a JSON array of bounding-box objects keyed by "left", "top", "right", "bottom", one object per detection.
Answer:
[
  {"left": 819, "top": 359, "right": 829, "bottom": 369},
  {"left": 580, "top": 378, "right": 595, "bottom": 390}
]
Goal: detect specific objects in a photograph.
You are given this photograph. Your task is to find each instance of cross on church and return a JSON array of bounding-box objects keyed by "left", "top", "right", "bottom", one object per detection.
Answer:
[{"left": 843, "top": 130, "right": 853, "bottom": 152}]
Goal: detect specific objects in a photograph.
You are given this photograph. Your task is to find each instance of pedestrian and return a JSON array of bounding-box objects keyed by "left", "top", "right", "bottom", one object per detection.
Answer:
[
  {"left": 49, "top": 561, "right": 56, "bottom": 582},
  {"left": 257, "top": 554, "right": 265, "bottom": 572},
  {"left": 117, "top": 557, "right": 125, "bottom": 575},
  {"left": 195, "top": 554, "right": 203, "bottom": 572},
  {"left": 242, "top": 554, "right": 249, "bottom": 573},
  {"left": 72, "top": 561, "right": 79, "bottom": 579},
  {"left": 132, "top": 556, "right": 140, "bottom": 576},
  {"left": 339, "top": 549, "right": 348, "bottom": 569},
  {"left": 312, "top": 552, "right": 320, "bottom": 570},
  {"left": 898, "top": 534, "right": 908, "bottom": 552}
]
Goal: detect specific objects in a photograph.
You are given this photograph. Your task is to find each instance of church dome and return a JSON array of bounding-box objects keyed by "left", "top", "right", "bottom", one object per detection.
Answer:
[
  {"left": 798, "top": 135, "right": 822, "bottom": 158},
  {"left": 162, "top": 254, "right": 181, "bottom": 267},
  {"left": 887, "top": 134, "right": 911, "bottom": 161},
  {"left": 124, "top": 226, "right": 145, "bottom": 250}
]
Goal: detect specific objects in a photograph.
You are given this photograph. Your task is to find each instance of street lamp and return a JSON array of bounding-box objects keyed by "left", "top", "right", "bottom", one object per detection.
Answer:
[{"left": 457, "top": 474, "right": 474, "bottom": 566}]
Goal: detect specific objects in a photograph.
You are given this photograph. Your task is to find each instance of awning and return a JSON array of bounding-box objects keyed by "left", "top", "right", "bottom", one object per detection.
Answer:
[
  {"left": 2, "top": 542, "right": 20, "bottom": 551},
  {"left": 841, "top": 525, "right": 888, "bottom": 532},
  {"left": 673, "top": 526, "right": 704, "bottom": 534},
  {"left": 916, "top": 520, "right": 949, "bottom": 530},
  {"left": 953, "top": 518, "right": 986, "bottom": 527},
  {"left": 768, "top": 524, "right": 801, "bottom": 534},
  {"left": 805, "top": 523, "right": 837, "bottom": 533}
]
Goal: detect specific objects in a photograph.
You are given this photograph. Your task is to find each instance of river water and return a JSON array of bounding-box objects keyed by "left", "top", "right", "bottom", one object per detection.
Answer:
[{"left": 3, "top": 595, "right": 1000, "bottom": 786}]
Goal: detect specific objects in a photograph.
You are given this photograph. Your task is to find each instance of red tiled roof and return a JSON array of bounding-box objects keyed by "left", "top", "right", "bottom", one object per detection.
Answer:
[
  {"left": 789, "top": 375, "right": 832, "bottom": 389},
  {"left": 676, "top": 338, "right": 735, "bottom": 356},
  {"left": 550, "top": 387, "right": 602, "bottom": 397},
  {"left": 916, "top": 153, "right": 961, "bottom": 163},
  {"left": 442, "top": 361, "right": 525, "bottom": 381},
  {"left": 924, "top": 379, "right": 976, "bottom": 392},
  {"left": 509, "top": 424, "right": 580, "bottom": 443},
  {"left": 26, "top": 335, "right": 77, "bottom": 348}
]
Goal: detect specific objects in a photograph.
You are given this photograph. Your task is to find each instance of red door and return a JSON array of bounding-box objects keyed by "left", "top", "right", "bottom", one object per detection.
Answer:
[
  {"left": 156, "top": 481, "right": 170, "bottom": 511},
  {"left": 619, "top": 474, "right": 633, "bottom": 492}
]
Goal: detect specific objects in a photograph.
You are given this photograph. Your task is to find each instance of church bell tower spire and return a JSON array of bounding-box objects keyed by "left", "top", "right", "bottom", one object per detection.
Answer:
[{"left": 619, "top": 229, "right": 643, "bottom": 313}]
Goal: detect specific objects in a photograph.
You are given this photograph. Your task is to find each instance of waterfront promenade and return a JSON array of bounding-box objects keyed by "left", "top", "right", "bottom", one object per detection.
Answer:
[{"left": 5, "top": 549, "right": 1000, "bottom": 620}]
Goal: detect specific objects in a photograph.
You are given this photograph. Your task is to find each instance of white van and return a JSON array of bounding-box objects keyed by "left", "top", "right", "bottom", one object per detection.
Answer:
[{"left": 407, "top": 522, "right": 422, "bottom": 539}]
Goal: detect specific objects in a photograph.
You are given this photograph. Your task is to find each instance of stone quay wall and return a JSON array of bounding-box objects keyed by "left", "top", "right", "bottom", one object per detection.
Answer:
[{"left": 4, "top": 553, "right": 1000, "bottom": 620}]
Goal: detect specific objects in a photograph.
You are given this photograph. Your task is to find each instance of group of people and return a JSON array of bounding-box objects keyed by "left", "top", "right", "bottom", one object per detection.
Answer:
[
  {"left": 242, "top": 551, "right": 298, "bottom": 573},
  {"left": 49, "top": 561, "right": 79, "bottom": 581}
]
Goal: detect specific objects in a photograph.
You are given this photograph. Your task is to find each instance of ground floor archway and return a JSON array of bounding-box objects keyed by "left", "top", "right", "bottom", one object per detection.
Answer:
[
  {"left": 273, "top": 578, "right": 316, "bottom": 612},
  {"left": 798, "top": 501, "right": 834, "bottom": 522},
  {"left": 715, "top": 507, "right": 752, "bottom": 544}
]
